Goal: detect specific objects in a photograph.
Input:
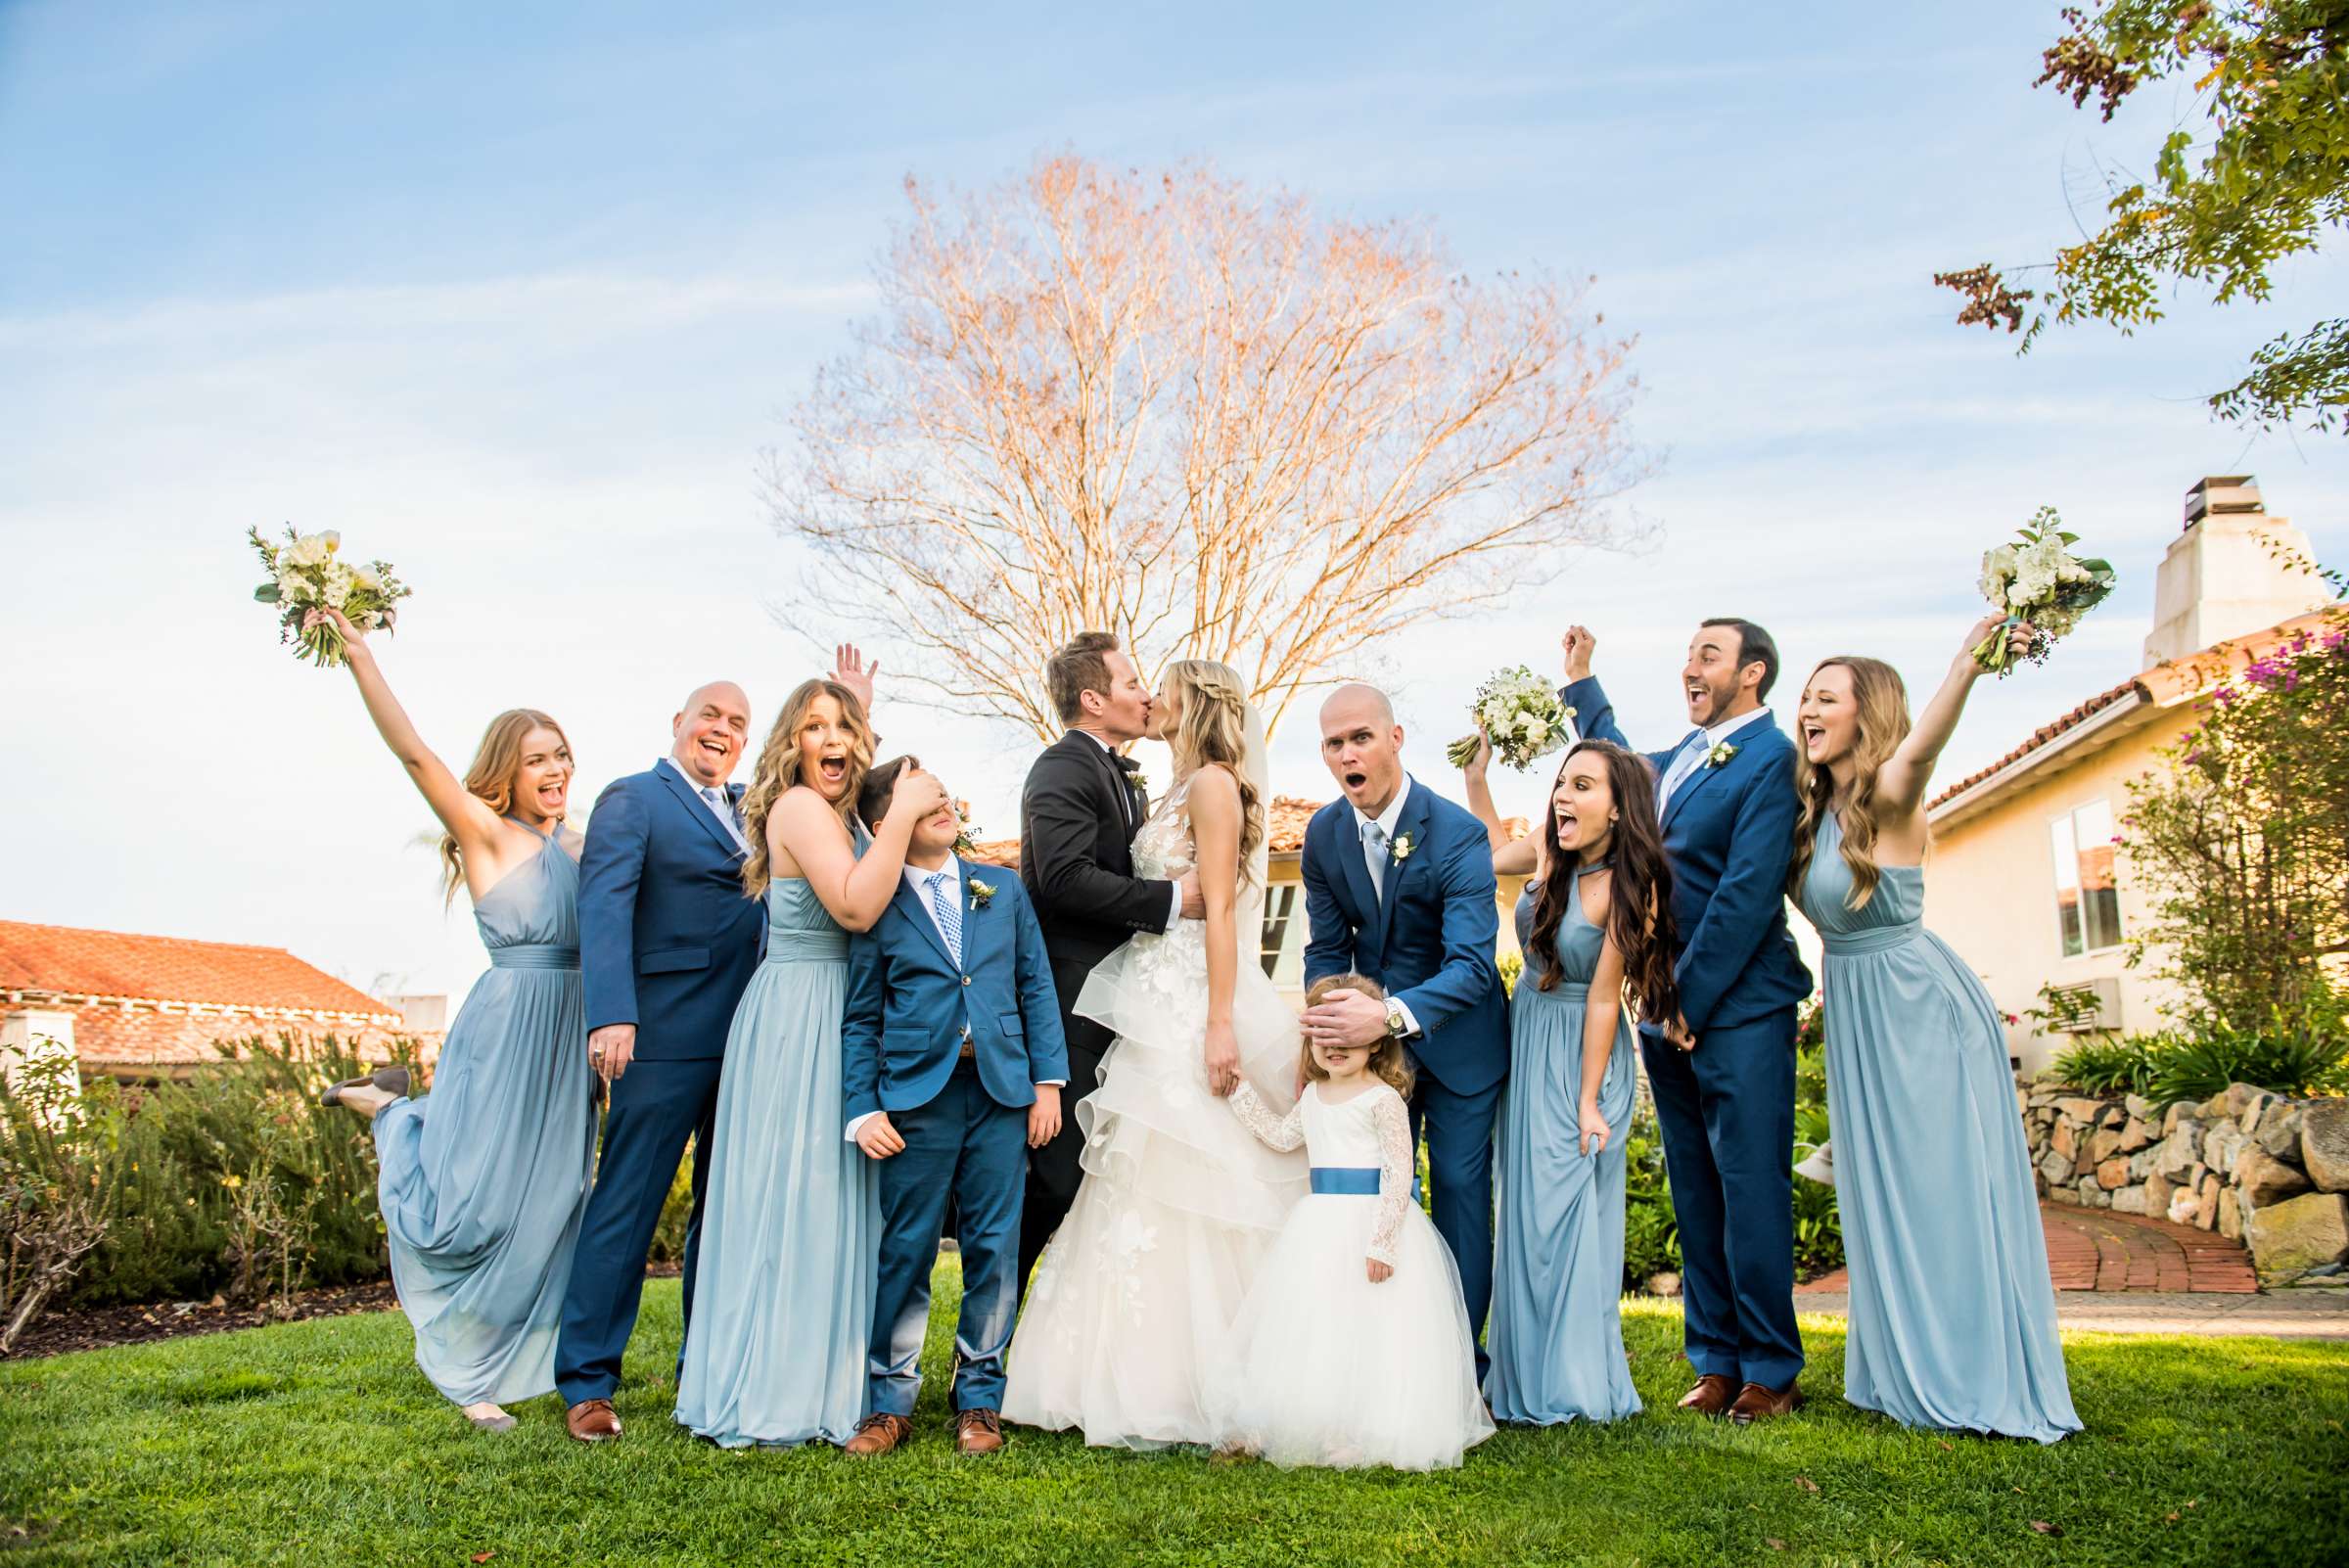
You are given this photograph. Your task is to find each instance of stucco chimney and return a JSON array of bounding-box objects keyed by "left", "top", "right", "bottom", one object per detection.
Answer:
[{"left": 2142, "top": 476, "right": 2328, "bottom": 669}]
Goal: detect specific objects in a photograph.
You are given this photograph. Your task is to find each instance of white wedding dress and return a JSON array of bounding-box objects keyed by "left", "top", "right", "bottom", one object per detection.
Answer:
[
  {"left": 1211, "top": 1081, "right": 1495, "bottom": 1470},
  {"left": 1001, "top": 776, "right": 1309, "bottom": 1449}
]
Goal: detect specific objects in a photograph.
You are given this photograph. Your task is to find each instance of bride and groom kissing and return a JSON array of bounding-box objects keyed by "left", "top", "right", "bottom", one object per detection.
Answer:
[{"left": 951, "top": 633, "right": 1498, "bottom": 1469}]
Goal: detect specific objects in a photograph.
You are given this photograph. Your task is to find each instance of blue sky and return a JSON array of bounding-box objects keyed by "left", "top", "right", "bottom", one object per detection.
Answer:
[{"left": 3, "top": 1, "right": 2342, "bottom": 1001}]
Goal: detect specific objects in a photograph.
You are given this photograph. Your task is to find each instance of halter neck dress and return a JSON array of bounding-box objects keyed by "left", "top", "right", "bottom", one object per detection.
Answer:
[{"left": 1485, "top": 862, "right": 1642, "bottom": 1424}]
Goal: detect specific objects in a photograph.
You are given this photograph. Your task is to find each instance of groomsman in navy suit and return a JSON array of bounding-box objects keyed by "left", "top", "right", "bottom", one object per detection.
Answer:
[
  {"left": 557, "top": 681, "right": 761, "bottom": 1443},
  {"left": 839, "top": 757, "right": 1069, "bottom": 1458},
  {"left": 1562, "top": 620, "right": 1813, "bottom": 1424},
  {"left": 1299, "top": 684, "right": 1508, "bottom": 1371}
]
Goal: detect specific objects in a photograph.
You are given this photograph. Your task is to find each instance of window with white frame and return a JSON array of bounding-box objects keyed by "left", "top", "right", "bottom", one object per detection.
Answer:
[{"left": 2050, "top": 800, "right": 2123, "bottom": 957}]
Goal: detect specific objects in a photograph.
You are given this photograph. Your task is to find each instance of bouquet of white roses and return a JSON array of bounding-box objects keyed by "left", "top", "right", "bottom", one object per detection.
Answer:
[
  {"left": 249, "top": 526, "right": 411, "bottom": 668},
  {"left": 952, "top": 799, "right": 980, "bottom": 857},
  {"left": 1447, "top": 666, "right": 1575, "bottom": 770},
  {"left": 1971, "top": 507, "right": 2115, "bottom": 675}
]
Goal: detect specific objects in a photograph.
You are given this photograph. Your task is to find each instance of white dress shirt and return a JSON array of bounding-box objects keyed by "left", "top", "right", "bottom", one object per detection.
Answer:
[
  {"left": 1657, "top": 708, "right": 1773, "bottom": 813},
  {"left": 1347, "top": 776, "right": 1421, "bottom": 1038},
  {"left": 1072, "top": 727, "right": 1184, "bottom": 928},
  {"left": 844, "top": 856, "right": 1062, "bottom": 1142},
  {"left": 660, "top": 754, "right": 748, "bottom": 852}
]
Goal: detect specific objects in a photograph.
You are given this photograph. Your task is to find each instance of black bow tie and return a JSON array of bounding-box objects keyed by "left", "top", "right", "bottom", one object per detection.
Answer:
[{"left": 1113, "top": 755, "right": 1141, "bottom": 773}]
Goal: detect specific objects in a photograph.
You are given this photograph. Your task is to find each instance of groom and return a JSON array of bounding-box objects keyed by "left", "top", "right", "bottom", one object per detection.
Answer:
[
  {"left": 1562, "top": 620, "right": 1812, "bottom": 1423},
  {"left": 1016, "top": 631, "right": 1204, "bottom": 1282},
  {"left": 1299, "top": 683, "right": 1507, "bottom": 1367}
]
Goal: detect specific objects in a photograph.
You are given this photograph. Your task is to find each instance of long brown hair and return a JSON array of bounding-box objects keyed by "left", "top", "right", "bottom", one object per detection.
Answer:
[
  {"left": 1526, "top": 739, "right": 1681, "bottom": 1027},
  {"left": 1163, "top": 658, "right": 1263, "bottom": 886},
  {"left": 439, "top": 709, "right": 570, "bottom": 904},
  {"left": 1788, "top": 657, "right": 1911, "bottom": 910},
  {"left": 739, "top": 678, "right": 874, "bottom": 897},
  {"left": 1299, "top": 973, "right": 1414, "bottom": 1097}
]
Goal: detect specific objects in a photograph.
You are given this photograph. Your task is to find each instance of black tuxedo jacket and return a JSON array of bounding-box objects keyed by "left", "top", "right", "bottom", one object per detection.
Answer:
[{"left": 1019, "top": 730, "right": 1174, "bottom": 1056}]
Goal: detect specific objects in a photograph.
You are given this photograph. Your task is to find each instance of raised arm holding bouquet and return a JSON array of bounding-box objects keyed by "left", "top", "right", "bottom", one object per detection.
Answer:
[
  {"left": 1971, "top": 508, "right": 2114, "bottom": 675},
  {"left": 250, "top": 527, "right": 410, "bottom": 667}
]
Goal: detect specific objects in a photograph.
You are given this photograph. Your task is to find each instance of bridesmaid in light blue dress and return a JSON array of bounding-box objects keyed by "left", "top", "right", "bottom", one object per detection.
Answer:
[
  {"left": 311, "top": 607, "right": 595, "bottom": 1432},
  {"left": 1788, "top": 620, "right": 2079, "bottom": 1444},
  {"left": 1466, "top": 738, "right": 1683, "bottom": 1426},
  {"left": 673, "top": 676, "right": 949, "bottom": 1448}
]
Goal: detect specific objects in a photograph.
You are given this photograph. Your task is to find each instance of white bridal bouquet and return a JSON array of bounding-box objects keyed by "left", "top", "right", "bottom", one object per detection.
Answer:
[
  {"left": 1446, "top": 666, "right": 1575, "bottom": 771},
  {"left": 1971, "top": 507, "right": 2116, "bottom": 675},
  {"left": 248, "top": 526, "right": 412, "bottom": 668}
]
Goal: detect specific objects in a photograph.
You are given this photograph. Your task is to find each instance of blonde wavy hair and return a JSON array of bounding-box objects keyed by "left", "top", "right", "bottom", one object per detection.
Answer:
[
  {"left": 439, "top": 709, "right": 571, "bottom": 904},
  {"left": 1788, "top": 656, "right": 1911, "bottom": 911},
  {"left": 1161, "top": 658, "right": 1262, "bottom": 886},
  {"left": 739, "top": 678, "right": 874, "bottom": 897}
]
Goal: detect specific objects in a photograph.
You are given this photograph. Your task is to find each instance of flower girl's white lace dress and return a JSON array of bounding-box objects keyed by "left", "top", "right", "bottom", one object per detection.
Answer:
[
  {"left": 1001, "top": 777, "right": 1308, "bottom": 1449},
  {"left": 1210, "top": 1079, "right": 1496, "bottom": 1471}
]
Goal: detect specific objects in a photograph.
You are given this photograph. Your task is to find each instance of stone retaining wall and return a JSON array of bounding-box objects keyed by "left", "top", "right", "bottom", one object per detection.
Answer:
[{"left": 2019, "top": 1081, "right": 2349, "bottom": 1286}]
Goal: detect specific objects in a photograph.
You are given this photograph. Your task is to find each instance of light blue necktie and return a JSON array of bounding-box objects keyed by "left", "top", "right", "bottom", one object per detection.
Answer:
[
  {"left": 1360, "top": 818, "right": 1389, "bottom": 900},
  {"left": 700, "top": 785, "right": 746, "bottom": 849},
  {"left": 1658, "top": 730, "right": 1709, "bottom": 810},
  {"left": 928, "top": 871, "right": 964, "bottom": 966}
]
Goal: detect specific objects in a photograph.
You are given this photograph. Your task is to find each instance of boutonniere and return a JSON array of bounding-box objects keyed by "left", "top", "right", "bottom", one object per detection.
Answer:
[
  {"left": 1390, "top": 830, "right": 1417, "bottom": 863},
  {"left": 968, "top": 877, "right": 996, "bottom": 911},
  {"left": 1705, "top": 741, "right": 1741, "bottom": 768}
]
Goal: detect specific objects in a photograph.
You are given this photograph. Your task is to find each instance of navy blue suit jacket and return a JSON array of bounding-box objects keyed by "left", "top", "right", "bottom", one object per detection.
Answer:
[
  {"left": 1300, "top": 778, "right": 1508, "bottom": 1096},
  {"left": 578, "top": 761, "right": 766, "bottom": 1061},
  {"left": 842, "top": 861, "right": 1070, "bottom": 1122},
  {"left": 1562, "top": 678, "right": 1813, "bottom": 1036}
]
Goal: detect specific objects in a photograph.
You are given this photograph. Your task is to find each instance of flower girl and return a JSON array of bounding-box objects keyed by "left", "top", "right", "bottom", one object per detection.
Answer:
[{"left": 1213, "top": 973, "right": 1495, "bottom": 1471}]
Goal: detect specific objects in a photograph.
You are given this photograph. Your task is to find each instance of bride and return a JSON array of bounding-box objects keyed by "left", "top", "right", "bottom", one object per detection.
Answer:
[{"left": 1001, "top": 659, "right": 1308, "bottom": 1448}]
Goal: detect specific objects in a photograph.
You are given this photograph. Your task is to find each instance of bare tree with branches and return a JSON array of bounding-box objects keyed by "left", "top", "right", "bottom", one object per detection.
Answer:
[{"left": 767, "top": 155, "right": 1650, "bottom": 739}]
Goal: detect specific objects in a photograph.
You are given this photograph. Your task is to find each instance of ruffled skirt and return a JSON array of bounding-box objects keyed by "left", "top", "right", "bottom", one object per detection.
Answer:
[{"left": 1001, "top": 927, "right": 1307, "bottom": 1448}]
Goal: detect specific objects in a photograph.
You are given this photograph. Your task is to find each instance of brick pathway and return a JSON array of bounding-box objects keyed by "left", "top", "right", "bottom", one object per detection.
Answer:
[{"left": 1798, "top": 1202, "right": 2259, "bottom": 1296}]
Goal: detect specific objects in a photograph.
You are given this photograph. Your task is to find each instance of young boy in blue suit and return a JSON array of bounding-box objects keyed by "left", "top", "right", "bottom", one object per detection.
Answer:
[{"left": 840, "top": 756, "right": 1070, "bottom": 1457}]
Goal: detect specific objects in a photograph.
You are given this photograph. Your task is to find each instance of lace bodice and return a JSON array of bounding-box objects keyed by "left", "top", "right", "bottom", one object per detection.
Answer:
[
  {"left": 1128, "top": 776, "right": 1197, "bottom": 882},
  {"left": 1228, "top": 1081, "right": 1414, "bottom": 1267}
]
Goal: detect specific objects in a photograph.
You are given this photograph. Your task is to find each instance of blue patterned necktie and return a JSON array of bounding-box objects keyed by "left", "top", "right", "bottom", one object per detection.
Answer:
[{"left": 928, "top": 870, "right": 964, "bottom": 966}]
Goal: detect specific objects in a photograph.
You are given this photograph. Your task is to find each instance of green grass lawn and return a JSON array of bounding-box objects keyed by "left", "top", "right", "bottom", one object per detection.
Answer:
[{"left": 2, "top": 1263, "right": 2344, "bottom": 1568}]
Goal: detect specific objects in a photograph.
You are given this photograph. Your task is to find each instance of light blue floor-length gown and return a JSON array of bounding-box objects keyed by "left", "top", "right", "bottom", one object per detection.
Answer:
[
  {"left": 674, "top": 828, "right": 878, "bottom": 1448},
  {"left": 1799, "top": 815, "right": 2079, "bottom": 1443},
  {"left": 1484, "top": 865, "right": 1643, "bottom": 1425},
  {"left": 374, "top": 821, "right": 597, "bottom": 1407}
]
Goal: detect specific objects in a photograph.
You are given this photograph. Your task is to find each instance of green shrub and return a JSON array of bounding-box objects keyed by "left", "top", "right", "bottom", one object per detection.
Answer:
[
  {"left": 2142, "top": 1008, "right": 2349, "bottom": 1102},
  {"left": 648, "top": 1148, "right": 697, "bottom": 1265},
  {"left": 0, "top": 1052, "right": 133, "bottom": 1352},
  {"left": 75, "top": 1033, "right": 423, "bottom": 1308},
  {"left": 2051, "top": 1034, "right": 2158, "bottom": 1098},
  {"left": 2046, "top": 1005, "right": 2348, "bottom": 1103},
  {"left": 1620, "top": 1112, "right": 1680, "bottom": 1288}
]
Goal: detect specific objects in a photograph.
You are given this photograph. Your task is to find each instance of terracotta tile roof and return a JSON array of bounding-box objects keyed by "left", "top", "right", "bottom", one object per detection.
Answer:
[
  {"left": 966, "top": 838, "right": 1023, "bottom": 871},
  {"left": 0, "top": 920, "right": 396, "bottom": 1017},
  {"left": 68, "top": 1009, "right": 421, "bottom": 1072},
  {"left": 1926, "top": 611, "right": 2341, "bottom": 813},
  {"left": 1927, "top": 675, "right": 2149, "bottom": 809}
]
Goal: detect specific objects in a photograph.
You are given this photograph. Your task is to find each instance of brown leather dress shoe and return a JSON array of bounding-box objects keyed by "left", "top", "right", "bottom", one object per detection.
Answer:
[
  {"left": 954, "top": 1408, "right": 1004, "bottom": 1455},
  {"left": 844, "top": 1413, "right": 912, "bottom": 1456},
  {"left": 566, "top": 1398, "right": 622, "bottom": 1443},
  {"left": 1728, "top": 1380, "right": 1805, "bottom": 1425},
  {"left": 1677, "top": 1374, "right": 1738, "bottom": 1416}
]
